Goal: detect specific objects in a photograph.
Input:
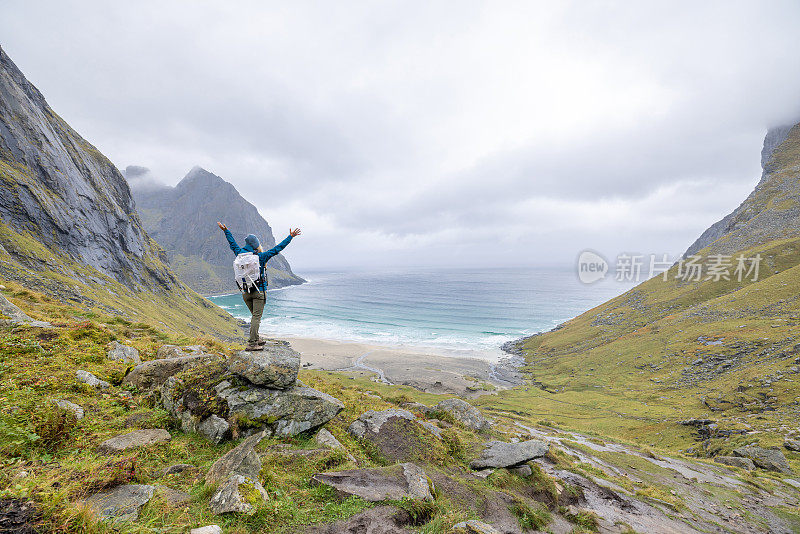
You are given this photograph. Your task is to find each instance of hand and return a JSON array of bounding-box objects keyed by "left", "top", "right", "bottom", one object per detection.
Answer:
[
  {"left": 217, "top": 222, "right": 227, "bottom": 231},
  {"left": 289, "top": 228, "right": 301, "bottom": 237}
]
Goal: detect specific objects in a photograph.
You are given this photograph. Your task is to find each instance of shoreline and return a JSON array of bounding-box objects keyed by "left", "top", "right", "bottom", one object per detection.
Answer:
[{"left": 283, "top": 336, "right": 524, "bottom": 397}]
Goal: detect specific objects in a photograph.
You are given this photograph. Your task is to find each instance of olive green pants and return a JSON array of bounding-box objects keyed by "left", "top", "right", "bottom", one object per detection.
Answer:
[{"left": 242, "top": 288, "right": 266, "bottom": 344}]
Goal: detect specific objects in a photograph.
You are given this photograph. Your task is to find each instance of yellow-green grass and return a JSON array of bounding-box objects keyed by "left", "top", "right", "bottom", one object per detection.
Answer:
[
  {"left": 0, "top": 285, "right": 534, "bottom": 533},
  {"left": 477, "top": 237, "right": 800, "bottom": 465},
  {"left": 0, "top": 220, "right": 243, "bottom": 341}
]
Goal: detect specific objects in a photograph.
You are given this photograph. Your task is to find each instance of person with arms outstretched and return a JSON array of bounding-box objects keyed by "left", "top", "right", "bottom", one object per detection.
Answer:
[{"left": 218, "top": 221, "right": 301, "bottom": 351}]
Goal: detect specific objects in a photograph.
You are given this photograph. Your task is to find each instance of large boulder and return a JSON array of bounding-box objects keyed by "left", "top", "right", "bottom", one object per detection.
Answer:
[
  {"left": 732, "top": 446, "right": 792, "bottom": 473},
  {"left": 106, "top": 341, "right": 141, "bottom": 364},
  {"left": 123, "top": 353, "right": 223, "bottom": 393},
  {"left": 84, "top": 484, "right": 155, "bottom": 522},
  {"left": 470, "top": 440, "right": 549, "bottom": 470},
  {"left": 226, "top": 341, "right": 300, "bottom": 388},
  {"left": 311, "top": 463, "right": 434, "bottom": 502},
  {"left": 205, "top": 431, "right": 266, "bottom": 486},
  {"left": 348, "top": 409, "right": 439, "bottom": 463},
  {"left": 430, "top": 398, "right": 491, "bottom": 432},
  {"left": 159, "top": 362, "right": 343, "bottom": 443},
  {"left": 208, "top": 474, "right": 268, "bottom": 515},
  {"left": 98, "top": 429, "right": 171, "bottom": 455}
]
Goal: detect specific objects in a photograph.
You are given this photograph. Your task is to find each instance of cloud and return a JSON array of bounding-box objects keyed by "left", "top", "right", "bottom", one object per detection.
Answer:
[{"left": 2, "top": 0, "right": 800, "bottom": 269}]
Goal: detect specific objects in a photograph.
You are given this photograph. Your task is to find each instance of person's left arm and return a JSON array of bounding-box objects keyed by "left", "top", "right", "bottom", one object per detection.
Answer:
[{"left": 259, "top": 228, "right": 301, "bottom": 263}]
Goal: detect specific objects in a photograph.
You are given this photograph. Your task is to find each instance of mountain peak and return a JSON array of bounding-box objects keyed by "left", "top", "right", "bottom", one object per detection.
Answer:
[{"left": 178, "top": 166, "right": 228, "bottom": 189}]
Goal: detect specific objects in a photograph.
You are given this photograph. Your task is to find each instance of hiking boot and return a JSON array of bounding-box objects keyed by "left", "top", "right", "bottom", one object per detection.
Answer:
[{"left": 244, "top": 343, "right": 262, "bottom": 352}]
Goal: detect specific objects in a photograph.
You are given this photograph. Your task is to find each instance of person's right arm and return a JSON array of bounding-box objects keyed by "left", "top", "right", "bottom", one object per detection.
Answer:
[{"left": 218, "top": 222, "right": 243, "bottom": 255}]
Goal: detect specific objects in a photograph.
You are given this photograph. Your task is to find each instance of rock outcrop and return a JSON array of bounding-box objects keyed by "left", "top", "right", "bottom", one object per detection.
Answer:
[
  {"left": 106, "top": 341, "right": 141, "bottom": 364},
  {"left": 127, "top": 165, "right": 304, "bottom": 294},
  {"left": 684, "top": 122, "right": 800, "bottom": 257},
  {"left": 469, "top": 440, "right": 549, "bottom": 470},
  {"left": 123, "top": 352, "right": 223, "bottom": 393},
  {"left": 84, "top": 484, "right": 156, "bottom": 522},
  {"left": 732, "top": 446, "right": 792, "bottom": 473},
  {"left": 428, "top": 398, "right": 491, "bottom": 432},
  {"left": 348, "top": 409, "right": 440, "bottom": 462},
  {"left": 76, "top": 370, "right": 110, "bottom": 390},
  {"left": 155, "top": 343, "right": 343, "bottom": 442},
  {"left": 226, "top": 341, "right": 299, "bottom": 388},
  {"left": 311, "top": 463, "right": 434, "bottom": 502},
  {"left": 208, "top": 474, "right": 268, "bottom": 515}
]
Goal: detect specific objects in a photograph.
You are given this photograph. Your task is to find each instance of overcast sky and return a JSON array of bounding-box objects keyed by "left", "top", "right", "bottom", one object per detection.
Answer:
[{"left": 2, "top": 1, "right": 800, "bottom": 270}]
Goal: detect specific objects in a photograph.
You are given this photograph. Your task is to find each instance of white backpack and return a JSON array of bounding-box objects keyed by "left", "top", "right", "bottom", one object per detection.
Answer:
[{"left": 233, "top": 252, "right": 262, "bottom": 292}]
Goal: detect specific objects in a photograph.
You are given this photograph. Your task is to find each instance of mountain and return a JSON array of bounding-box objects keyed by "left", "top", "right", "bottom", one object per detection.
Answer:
[
  {"left": 127, "top": 166, "right": 305, "bottom": 295},
  {"left": 501, "top": 121, "right": 800, "bottom": 460},
  {"left": 685, "top": 123, "right": 800, "bottom": 256},
  {"left": 0, "top": 45, "right": 241, "bottom": 340}
]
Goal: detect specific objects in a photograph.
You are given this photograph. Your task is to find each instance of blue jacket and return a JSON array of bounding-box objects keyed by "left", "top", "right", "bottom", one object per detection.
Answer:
[{"left": 223, "top": 229, "right": 293, "bottom": 291}]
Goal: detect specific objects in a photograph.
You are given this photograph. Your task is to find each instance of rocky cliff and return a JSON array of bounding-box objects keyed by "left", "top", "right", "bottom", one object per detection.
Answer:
[
  {"left": 0, "top": 46, "right": 241, "bottom": 339},
  {"left": 128, "top": 166, "right": 304, "bottom": 295},
  {"left": 684, "top": 121, "right": 800, "bottom": 257}
]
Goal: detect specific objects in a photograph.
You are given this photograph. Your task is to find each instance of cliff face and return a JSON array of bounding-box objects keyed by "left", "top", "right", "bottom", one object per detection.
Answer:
[
  {"left": 684, "top": 121, "right": 800, "bottom": 257},
  {"left": 128, "top": 166, "right": 304, "bottom": 295},
  {"left": 0, "top": 46, "right": 174, "bottom": 288},
  {"left": 0, "top": 46, "right": 241, "bottom": 340}
]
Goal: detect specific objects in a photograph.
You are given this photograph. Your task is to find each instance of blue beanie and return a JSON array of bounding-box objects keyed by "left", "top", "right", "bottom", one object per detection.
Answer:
[{"left": 245, "top": 234, "right": 260, "bottom": 249}]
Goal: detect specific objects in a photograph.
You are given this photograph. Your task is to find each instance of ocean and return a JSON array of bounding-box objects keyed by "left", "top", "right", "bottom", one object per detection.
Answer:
[{"left": 207, "top": 267, "right": 634, "bottom": 360}]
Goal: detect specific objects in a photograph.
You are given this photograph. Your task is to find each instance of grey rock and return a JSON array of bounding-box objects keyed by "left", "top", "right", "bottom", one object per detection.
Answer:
[
  {"left": 732, "top": 445, "right": 792, "bottom": 473},
  {"left": 315, "top": 428, "right": 357, "bottom": 463},
  {"left": 190, "top": 527, "right": 222, "bottom": 534},
  {"left": 106, "top": 341, "right": 141, "bottom": 364},
  {"left": 347, "top": 409, "right": 439, "bottom": 463},
  {"left": 128, "top": 165, "right": 304, "bottom": 295},
  {"left": 348, "top": 409, "right": 417, "bottom": 439},
  {"left": 470, "top": 440, "right": 549, "bottom": 470},
  {"left": 209, "top": 474, "right": 268, "bottom": 515},
  {"left": 197, "top": 414, "right": 230, "bottom": 444},
  {"left": 784, "top": 439, "right": 800, "bottom": 452},
  {"left": 98, "top": 429, "right": 171, "bottom": 455},
  {"left": 215, "top": 380, "right": 344, "bottom": 438},
  {"left": 714, "top": 456, "right": 755, "bottom": 470},
  {"left": 227, "top": 342, "right": 300, "bottom": 388},
  {"left": 52, "top": 399, "right": 84, "bottom": 420},
  {"left": 159, "top": 463, "right": 196, "bottom": 477},
  {"left": 430, "top": 398, "right": 491, "bottom": 432},
  {"left": 451, "top": 520, "right": 502, "bottom": 534},
  {"left": 84, "top": 484, "right": 155, "bottom": 522},
  {"left": 311, "top": 463, "right": 434, "bottom": 502},
  {"left": 205, "top": 431, "right": 266, "bottom": 486},
  {"left": 76, "top": 370, "right": 110, "bottom": 390},
  {"left": 123, "top": 353, "right": 222, "bottom": 392},
  {"left": 0, "top": 294, "right": 50, "bottom": 327}
]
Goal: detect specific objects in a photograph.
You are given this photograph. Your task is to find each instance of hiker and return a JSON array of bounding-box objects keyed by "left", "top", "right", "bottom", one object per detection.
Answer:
[{"left": 217, "top": 222, "right": 301, "bottom": 351}]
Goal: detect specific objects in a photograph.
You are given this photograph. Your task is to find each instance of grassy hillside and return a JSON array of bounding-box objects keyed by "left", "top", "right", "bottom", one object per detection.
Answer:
[
  {"left": 485, "top": 236, "right": 800, "bottom": 458},
  {"left": 0, "top": 220, "right": 243, "bottom": 341}
]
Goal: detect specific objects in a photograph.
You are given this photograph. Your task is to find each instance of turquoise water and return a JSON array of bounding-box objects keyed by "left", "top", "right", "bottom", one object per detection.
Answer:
[{"left": 208, "top": 267, "right": 633, "bottom": 360}]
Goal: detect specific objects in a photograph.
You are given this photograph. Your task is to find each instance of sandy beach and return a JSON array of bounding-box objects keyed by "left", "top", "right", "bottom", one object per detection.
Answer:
[{"left": 283, "top": 336, "right": 523, "bottom": 397}]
